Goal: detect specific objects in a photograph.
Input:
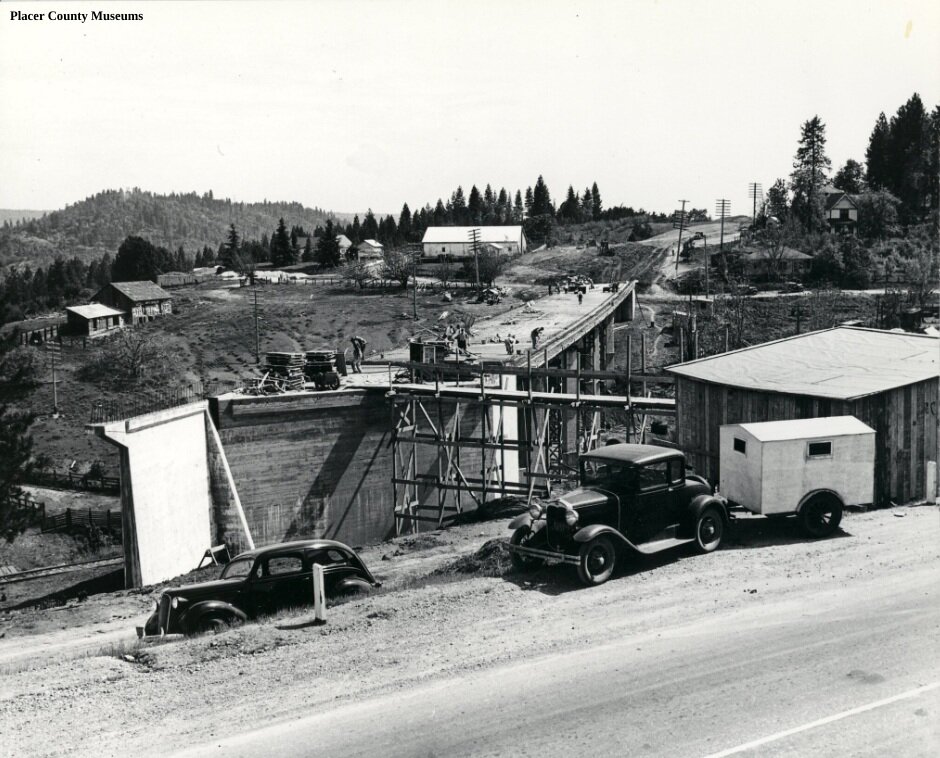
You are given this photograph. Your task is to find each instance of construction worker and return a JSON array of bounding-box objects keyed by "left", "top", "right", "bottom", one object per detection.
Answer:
[
  {"left": 456, "top": 326, "right": 468, "bottom": 352},
  {"left": 578, "top": 291, "right": 584, "bottom": 305},
  {"left": 531, "top": 326, "right": 545, "bottom": 349},
  {"left": 350, "top": 336, "right": 366, "bottom": 373}
]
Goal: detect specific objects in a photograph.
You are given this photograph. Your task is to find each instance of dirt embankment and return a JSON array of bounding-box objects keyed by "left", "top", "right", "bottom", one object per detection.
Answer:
[{"left": 1, "top": 506, "right": 936, "bottom": 758}]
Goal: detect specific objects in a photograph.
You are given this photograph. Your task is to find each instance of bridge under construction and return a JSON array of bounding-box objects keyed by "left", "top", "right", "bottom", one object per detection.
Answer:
[{"left": 94, "top": 281, "right": 678, "bottom": 587}]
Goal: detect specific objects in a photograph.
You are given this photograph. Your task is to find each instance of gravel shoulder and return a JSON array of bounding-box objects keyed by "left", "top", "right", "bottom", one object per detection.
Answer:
[{"left": 2, "top": 505, "right": 937, "bottom": 758}]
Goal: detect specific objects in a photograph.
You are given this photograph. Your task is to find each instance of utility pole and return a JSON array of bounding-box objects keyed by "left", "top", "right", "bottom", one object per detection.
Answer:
[
  {"left": 701, "top": 232, "right": 709, "bottom": 299},
  {"left": 747, "top": 183, "right": 762, "bottom": 226},
  {"left": 673, "top": 200, "right": 688, "bottom": 277},
  {"left": 715, "top": 199, "right": 731, "bottom": 253},
  {"left": 251, "top": 287, "right": 263, "bottom": 363},
  {"left": 468, "top": 228, "right": 482, "bottom": 288},
  {"left": 411, "top": 244, "right": 420, "bottom": 321},
  {"left": 47, "top": 340, "right": 60, "bottom": 416}
]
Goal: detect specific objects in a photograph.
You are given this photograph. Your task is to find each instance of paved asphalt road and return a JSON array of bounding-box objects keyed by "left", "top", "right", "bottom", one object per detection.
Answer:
[{"left": 178, "top": 563, "right": 939, "bottom": 758}]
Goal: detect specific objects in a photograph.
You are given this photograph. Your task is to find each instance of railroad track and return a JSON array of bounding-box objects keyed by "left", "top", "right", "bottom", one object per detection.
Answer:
[{"left": 0, "top": 556, "right": 122, "bottom": 586}]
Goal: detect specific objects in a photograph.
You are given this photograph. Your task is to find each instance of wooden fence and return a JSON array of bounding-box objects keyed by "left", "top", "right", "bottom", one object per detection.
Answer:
[
  {"left": 25, "top": 469, "right": 121, "bottom": 494},
  {"left": 41, "top": 507, "right": 122, "bottom": 536}
]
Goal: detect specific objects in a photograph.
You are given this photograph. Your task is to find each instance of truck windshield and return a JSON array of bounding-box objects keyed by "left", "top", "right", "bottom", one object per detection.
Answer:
[
  {"left": 220, "top": 558, "right": 253, "bottom": 579},
  {"left": 581, "top": 460, "right": 631, "bottom": 488}
]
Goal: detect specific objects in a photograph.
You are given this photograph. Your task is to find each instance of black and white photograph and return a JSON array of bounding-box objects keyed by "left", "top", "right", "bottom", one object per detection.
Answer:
[{"left": 1, "top": 1, "right": 938, "bottom": 755}]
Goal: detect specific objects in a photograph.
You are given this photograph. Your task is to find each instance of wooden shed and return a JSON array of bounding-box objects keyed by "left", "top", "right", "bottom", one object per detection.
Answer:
[
  {"left": 666, "top": 326, "right": 939, "bottom": 506},
  {"left": 65, "top": 304, "right": 126, "bottom": 337}
]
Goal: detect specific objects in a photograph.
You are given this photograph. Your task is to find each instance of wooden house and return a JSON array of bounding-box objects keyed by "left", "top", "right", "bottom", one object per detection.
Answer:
[
  {"left": 93, "top": 281, "right": 172, "bottom": 324},
  {"left": 65, "top": 304, "right": 126, "bottom": 337},
  {"left": 357, "top": 239, "right": 384, "bottom": 260},
  {"left": 824, "top": 191, "right": 859, "bottom": 234},
  {"left": 422, "top": 226, "right": 527, "bottom": 260},
  {"left": 666, "top": 326, "right": 939, "bottom": 505}
]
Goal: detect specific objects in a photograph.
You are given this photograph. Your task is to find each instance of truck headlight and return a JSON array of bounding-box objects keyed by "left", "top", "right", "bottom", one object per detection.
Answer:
[
  {"left": 564, "top": 509, "right": 579, "bottom": 527},
  {"left": 171, "top": 597, "right": 179, "bottom": 609},
  {"left": 528, "top": 503, "right": 543, "bottom": 520}
]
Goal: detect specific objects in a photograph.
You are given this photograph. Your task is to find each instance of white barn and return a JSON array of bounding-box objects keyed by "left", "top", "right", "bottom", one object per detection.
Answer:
[{"left": 422, "top": 226, "right": 527, "bottom": 260}]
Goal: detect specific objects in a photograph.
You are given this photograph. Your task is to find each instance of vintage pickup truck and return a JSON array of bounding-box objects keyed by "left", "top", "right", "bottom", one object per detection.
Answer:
[{"left": 506, "top": 444, "right": 729, "bottom": 586}]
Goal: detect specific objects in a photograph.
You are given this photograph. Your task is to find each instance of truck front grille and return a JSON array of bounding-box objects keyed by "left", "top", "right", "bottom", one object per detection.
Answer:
[{"left": 158, "top": 595, "right": 171, "bottom": 634}]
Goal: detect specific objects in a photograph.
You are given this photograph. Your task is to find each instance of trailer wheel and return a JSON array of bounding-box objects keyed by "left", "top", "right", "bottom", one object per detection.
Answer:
[
  {"left": 577, "top": 537, "right": 616, "bottom": 586},
  {"left": 694, "top": 507, "right": 725, "bottom": 553},
  {"left": 799, "top": 494, "right": 843, "bottom": 538},
  {"left": 509, "top": 525, "right": 543, "bottom": 572}
]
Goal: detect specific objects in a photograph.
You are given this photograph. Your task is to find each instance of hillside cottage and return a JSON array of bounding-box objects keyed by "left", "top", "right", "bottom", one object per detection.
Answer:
[
  {"left": 92, "top": 281, "right": 172, "bottom": 324},
  {"left": 824, "top": 192, "right": 859, "bottom": 234},
  {"left": 357, "top": 239, "right": 384, "bottom": 260},
  {"left": 421, "top": 226, "right": 527, "bottom": 260}
]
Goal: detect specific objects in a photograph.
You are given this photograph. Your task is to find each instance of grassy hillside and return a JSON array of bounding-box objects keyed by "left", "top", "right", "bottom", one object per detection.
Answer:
[{"left": 0, "top": 189, "right": 347, "bottom": 269}]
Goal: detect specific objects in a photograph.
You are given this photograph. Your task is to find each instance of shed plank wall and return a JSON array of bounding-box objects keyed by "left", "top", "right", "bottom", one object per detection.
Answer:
[{"left": 676, "top": 376, "right": 938, "bottom": 505}]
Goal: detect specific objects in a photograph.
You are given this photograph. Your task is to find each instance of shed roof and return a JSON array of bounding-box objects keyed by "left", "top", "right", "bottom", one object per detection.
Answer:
[
  {"left": 422, "top": 226, "right": 524, "bottom": 244},
  {"left": 65, "top": 304, "right": 126, "bottom": 320},
  {"left": 666, "top": 327, "right": 939, "bottom": 400},
  {"left": 98, "top": 281, "right": 172, "bottom": 302},
  {"left": 730, "top": 415, "right": 875, "bottom": 442},
  {"left": 360, "top": 239, "right": 383, "bottom": 249}
]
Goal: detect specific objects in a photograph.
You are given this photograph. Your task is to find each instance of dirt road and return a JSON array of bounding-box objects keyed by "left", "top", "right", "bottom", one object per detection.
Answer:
[{"left": 2, "top": 507, "right": 937, "bottom": 757}]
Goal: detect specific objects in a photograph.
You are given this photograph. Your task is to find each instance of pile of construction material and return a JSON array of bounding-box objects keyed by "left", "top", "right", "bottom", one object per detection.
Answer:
[
  {"left": 304, "top": 349, "right": 340, "bottom": 390},
  {"left": 263, "top": 352, "right": 305, "bottom": 391}
]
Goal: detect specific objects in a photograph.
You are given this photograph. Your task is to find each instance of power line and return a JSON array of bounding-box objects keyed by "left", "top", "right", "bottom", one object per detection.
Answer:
[{"left": 468, "top": 228, "right": 482, "bottom": 288}]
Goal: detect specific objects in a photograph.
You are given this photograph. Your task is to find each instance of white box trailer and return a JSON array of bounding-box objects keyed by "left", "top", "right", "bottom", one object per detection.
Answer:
[{"left": 718, "top": 416, "right": 875, "bottom": 536}]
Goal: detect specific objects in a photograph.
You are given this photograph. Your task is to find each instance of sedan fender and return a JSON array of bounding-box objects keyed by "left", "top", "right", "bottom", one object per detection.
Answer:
[
  {"left": 180, "top": 600, "right": 248, "bottom": 633},
  {"left": 508, "top": 513, "right": 531, "bottom": 530},
  {"left": 573, "top": 524, "right": 638, "bottom": 551},
  {"left": 682, "top": 494, "right": 729, "bottom": 537}
]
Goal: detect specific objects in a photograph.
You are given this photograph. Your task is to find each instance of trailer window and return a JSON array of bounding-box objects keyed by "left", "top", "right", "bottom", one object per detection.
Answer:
[
  {"left": 733, "top": 437, "right": 746, "bottom": 454},
  {"left": 807, "top": 441, "right": 832, "bottom": 458}
]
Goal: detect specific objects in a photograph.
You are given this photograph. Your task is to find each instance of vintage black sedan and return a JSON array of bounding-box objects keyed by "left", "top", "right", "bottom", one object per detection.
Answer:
[
  {"left": 506, "top": 444, "right": 728, "bottom": 586},
  {"left": 140, "top": 539, "right": 379, "bottom": 636}
]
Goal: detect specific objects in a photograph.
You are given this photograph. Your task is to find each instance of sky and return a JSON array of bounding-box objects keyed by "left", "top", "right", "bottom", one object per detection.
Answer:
[{"left": 1, "top": 0, "right": 938, "bottom": 219}]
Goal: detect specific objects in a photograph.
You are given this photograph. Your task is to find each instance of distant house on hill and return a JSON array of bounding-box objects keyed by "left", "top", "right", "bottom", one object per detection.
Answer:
[
  {"left": 93, "top": 281, "right": 172, "bottom": 324},
  {"left": 65, "top": 304, "right": 125, "bottom": 337},
  {"left": 823, "top": 189, "right": 859, "bottom": 234},
  {"left": 710, "top": 245, "right": 813, "bottom": 280},
  {"left": 357, "top": 239, "right": 384, "bottom": 260},
  {"left": 421, "top": 226, "right": 527, "bottom": 259},
  {"left": 336, "top": 234, "right": 353, "bottom": 258}
]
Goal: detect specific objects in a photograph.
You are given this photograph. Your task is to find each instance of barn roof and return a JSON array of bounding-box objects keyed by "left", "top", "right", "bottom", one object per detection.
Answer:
[
  {"left": 666, "top": 327, "right": 939, "bottom": 400},
  {"left": 422, "top": 226, "right": 525, "bottom": 244},
  {"left": 731, "top": 415, "right": 875, "bottom": 442},
  {"left": 99, "top": 281, "right": 172, "bottom": 302},
  {"left": 66, "top": 304, "right": 125, "bottom": 320}
]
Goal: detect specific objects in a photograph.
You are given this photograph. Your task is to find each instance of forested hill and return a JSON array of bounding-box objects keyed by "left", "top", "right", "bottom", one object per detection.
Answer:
[{"left": 0, "top": 189, "right": 343, "bottom": 269}]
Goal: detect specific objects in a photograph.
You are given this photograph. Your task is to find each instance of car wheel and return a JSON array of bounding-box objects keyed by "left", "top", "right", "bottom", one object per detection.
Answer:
[
  {"left": 334, "top": 578, "right": 372, "bottom": 597},
  {"left": 577, "top": 537, "right": 616, "bottom": 586},
  {"left": 799, "top": 494, "right": 843, "bottom": 538},
  {"left": 195, "top": 613, "right": 231, "bottom": 635},
  {"left": 694, "top": 507, "right": 725, "bottom": 553},
  {"left": 509, "top": 525, "right": 543, "bottom": 572}
]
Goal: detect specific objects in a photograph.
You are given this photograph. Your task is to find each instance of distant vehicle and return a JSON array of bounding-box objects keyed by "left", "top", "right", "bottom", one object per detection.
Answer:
[
  {"left": 780, "top": 281, "right": 805, "bottom": 293},
  {"left": 506, "top": 444, "right": 728, "bottom": 586},
  {"left": 139, "top": 540, "right": 379, "bottom": 637}
]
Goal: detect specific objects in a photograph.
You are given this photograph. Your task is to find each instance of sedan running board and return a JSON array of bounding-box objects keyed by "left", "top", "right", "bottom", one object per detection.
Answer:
[{"left": 633, "top": 537, "right": 694, "bottom": 555}]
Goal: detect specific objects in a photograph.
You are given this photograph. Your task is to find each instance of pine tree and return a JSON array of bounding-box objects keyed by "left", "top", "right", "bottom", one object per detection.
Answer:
[
  {"left": 524, "top": 187, "right": 534, "bottom": 216},
  {"left": 765, "top": 178, "right": 789, "bottom": 221},
  {"left": 532, "top": 176, "right": 552, "bottom": 216},
  {"left": 451, "top": 187, "right": 467, "bottom": 225},
  {"left": 361, "top": 209, "right": 378, "bottom": 240},
  {"left": 351, "top": 215, "right": 361, "bottom": 243},
  {"left": 0, "top": 404, "right": 37, "bottom": 541},
  {"left": 316, "top": 219, "right": 340, "bottom": 267},
  {"left": 467, "top": 185, "right": 484, "bottom": 225},
  {"left": 399, "top": 203, "right": 413, "bottom": 242},
  {"left": 223, "top": 224, "right": 240, "bottom": 269},
  {"left": 591, "top": 182, "right": 602, "bottom": 220},
  {"left": 886, "top": 93, "right": 930, "bottom": 222},
  {"left": 271, "top": 218, "right": 293, "bottom": 267},
  {"left": 581, "top": 187, "right": 593, "bottom": 222},
  {"left": 496, "top": 188, "right": 509, "bottom": 224},
  {"left": 789, "top": 116, "right": 831, "bottom": 231},
  {"left": 865, "top": 112, "right": 890, "bottom": 190}
]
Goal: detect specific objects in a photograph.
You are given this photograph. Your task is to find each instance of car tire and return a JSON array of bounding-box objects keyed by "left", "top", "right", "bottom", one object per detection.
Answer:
[
  {"left": 694, "top": 507, "right": 725, "bottom": 553},
  {"left": 195, "top": 613, "right": 231, "bottom": 635},
  {"left": 509, "top": 525, "right": 543, "bottom": 572},
  {"left": 799, "top": 494, "right": 843, "bottom": 538},
  {"left": 577, "top": 537, "right": 616, "bottom": 586},
  {"left": 334, "top": 578, "right": 372, "bottom": 597}
]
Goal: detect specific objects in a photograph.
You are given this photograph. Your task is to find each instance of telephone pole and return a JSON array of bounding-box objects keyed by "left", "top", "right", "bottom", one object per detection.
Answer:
[
  {"left": 715, "top": 199, "right": 731, "bottom": 253},
  {"left": 46, "top": 340, "right": 61, "bottom": 416},
  {"left": 468, "top": 228, "right": 482, "bottom": 288},
  {"left": 673, "top": 200, "right": 688, "bottom": 277},
  {"left": 411, "top": 244, "right": 420, "bottom": 321},
  {"left": 747, "top": 183, "right": 762, "bottom": 225},
  {"left": 251, "top": 287, "right": 263, "bottom": 363}
]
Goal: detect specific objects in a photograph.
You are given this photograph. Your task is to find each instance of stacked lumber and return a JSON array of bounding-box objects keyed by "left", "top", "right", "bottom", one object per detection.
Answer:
[
  {"left": 304, "top": 349, "right": 336, "bottom": 378},
  {"left": 263, "top": 352, "right": 305, "bottom": 391}
]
